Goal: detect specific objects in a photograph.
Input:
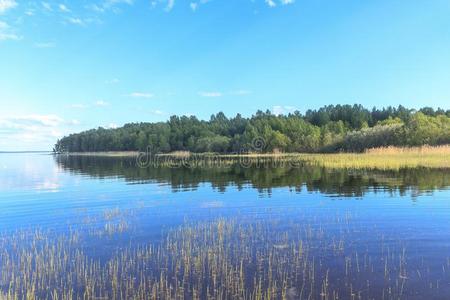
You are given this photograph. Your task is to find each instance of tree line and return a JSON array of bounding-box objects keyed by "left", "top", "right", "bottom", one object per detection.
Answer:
[{"left": 54, "top": 105, "right": 450, "bottom": 153}]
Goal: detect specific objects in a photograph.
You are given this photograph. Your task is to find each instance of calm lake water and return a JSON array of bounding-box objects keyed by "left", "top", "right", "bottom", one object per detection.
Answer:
[{"left": 0, "top": 153, "right": 450, "bottom": 299}]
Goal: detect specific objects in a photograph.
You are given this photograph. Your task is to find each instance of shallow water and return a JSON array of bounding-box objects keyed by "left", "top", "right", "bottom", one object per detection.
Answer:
[{"left": 0, "top": 153, "right": 449, "bottom": 299}]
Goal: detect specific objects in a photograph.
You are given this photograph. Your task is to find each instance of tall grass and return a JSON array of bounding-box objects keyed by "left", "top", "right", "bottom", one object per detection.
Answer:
[
  {"left": 301, "top": 145, "right": 450, "bottom": 170},
  {"left": 365, "top": 145, "right": 450, "bottom": 154},
  {"left": 1, "top": 213, "right": 449, "bottom": 299}
]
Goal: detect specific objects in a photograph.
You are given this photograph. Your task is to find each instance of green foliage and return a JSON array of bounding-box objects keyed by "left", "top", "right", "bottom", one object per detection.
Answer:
[{"left": 54, "top": 105, "right": 450, "bottom": 153}]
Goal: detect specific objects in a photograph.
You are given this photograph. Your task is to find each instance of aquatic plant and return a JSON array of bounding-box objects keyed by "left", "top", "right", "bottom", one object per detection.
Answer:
[{"left": 1, "top": 212, "right": 449, "bottom": 299}]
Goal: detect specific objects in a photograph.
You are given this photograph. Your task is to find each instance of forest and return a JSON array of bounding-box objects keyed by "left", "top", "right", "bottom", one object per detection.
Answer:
[{"left": 54, "top": 105, "right": 450, "bottom": 153}]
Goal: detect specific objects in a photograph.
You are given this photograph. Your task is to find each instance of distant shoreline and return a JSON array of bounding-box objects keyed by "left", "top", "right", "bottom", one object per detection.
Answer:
[
  {"left": 55, "top": 146, "right": 450, "bottom": 170},
  {"left": 56, "top": 151, "right": 140, "bottom": 157},
  {"left": 0, "top": 151, "right": 52, "bottom": 154}
]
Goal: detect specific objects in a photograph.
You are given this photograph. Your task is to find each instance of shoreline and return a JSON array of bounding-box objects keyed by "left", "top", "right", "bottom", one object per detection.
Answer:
[{"left": 55, "top": 146, "right": 450, "bottom": 170}]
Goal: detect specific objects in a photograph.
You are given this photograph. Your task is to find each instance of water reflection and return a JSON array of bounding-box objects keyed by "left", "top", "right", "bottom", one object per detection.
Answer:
[{"left": 55, "top": 155, "right": 450, "bottom": 198}]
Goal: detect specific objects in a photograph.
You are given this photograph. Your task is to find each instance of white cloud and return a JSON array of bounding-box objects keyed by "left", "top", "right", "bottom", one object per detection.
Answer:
[
  {"left": 70, "top": 104, "right": 88, "bottom": 109},
  {"left": 272, "top": 105, "right": 297, "bottom": 115},
  {"left": 11, "top": 114, "right": 64, "bottom": 127},
  {"left": 105, "top": 0, "right": 134, "bottom": 6},
  {"left": 34, "top": 42, "right": 55, "bottom": 48},
  {"left": 188, "top": 0, "right": 212, "bottom": 12},
  {"left": 58, "top": 4, "right": 70, "bottom": 12},
  {"left": 150, "top": 109, "right": 165, "bottom": 115},
  {"left": 70, "top": 101, "right": 109, "bottom": 109},
  {"left": 150, "top": 0, "right": 177, "bottom": 12},
  {"left": 265, "top": 0, "right": 276, "bottom": 7},
  {"left": 0, "top": 0, "right": 17, "bottom": 14},
  {"left": 89, "top": 0, "right": 134, "bottom": 13},
  {"left": 41, "top": 2, "right": 52, "bottom": 11},
  {"left": 230, "top": 90, "right": 252, "bottom": 96},
  {"left": 166, "top": 0, "right": 175, "bottom": 11},
  {"left": 129, "top": 92, "right": 154, "bottom": 98},
  {"left": 265, "top": 0, "right": 294, "bottom": 7},
  {"left": 94, "top": 100, "right": 109, "bottom": 107},
  {"left": 67, "top": 17, "right": 84, "bottom": 26},
  {"left": 0, "top": 114, "right": 79, "bottom": 151},
  {"left": 190, "top": 2, "right": 198, "bottom": 11},
  {"left": 105, "top": 123, "right": 118, "bottom": 129},
  {"left": 105, "top": 78, "right": 119, "bottom": 84},
  {"left": 0, "top": 21, "right": 20, "bottom": 41},
  {"left": 69, "top": 119, "right": 80, "bottom": 125},
  {"left": 199, "top": 91, "right": 222, "bottom": 97},
  {"left": 0, "top": 31, "right": 20, "bottom": 41}
]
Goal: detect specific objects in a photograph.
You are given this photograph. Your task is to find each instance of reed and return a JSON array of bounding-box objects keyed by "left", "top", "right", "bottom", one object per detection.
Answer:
[
  {"left": 0, "top": 211, "right": 449, "bottom": 299},
  {"left": 299, "top": 146, "right": 450, "bottom": 170},
  {"left": 365, "top": 145, "right": 450, "bottom": 154}
]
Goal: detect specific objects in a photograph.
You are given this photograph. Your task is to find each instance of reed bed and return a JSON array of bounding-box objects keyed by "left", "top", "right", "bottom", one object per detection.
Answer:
[
  {"left": 1, "top": 212, "right": 449, "bottom": 299},
  {"left": 365, "top": 145, "right": 450, "bottom": 155},
  {"left": 300, "top": 146, "right": 450, "bottom": 170}
]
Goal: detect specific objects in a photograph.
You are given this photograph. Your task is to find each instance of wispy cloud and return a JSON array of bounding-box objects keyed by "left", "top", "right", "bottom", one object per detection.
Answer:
[
  {"left": 165, "top": 0, "right": 175, "bottom": 11},
  {"left": 265, "top": 0, "right": 294, "bottom": 7},
  {"left": 230, "top": 90, "right": 252, "bottom": 96},
  {"left": 67, "top": 17, "right": 85, "bottom": 26},
  {"left": 0, "top": 114, "right": 79, "bottom": 150},
  {"left": 105, "top": 78, "right": 120, "bottom": 84},
  {"left": 0, "top": 0, "right": 17, "bottom": 14},
  {"left": 68, "top": 119, "right": 80, "bottom": 125},
  {"left": 70, "top": 100, "right": 109, "bottom": 109},
  {"left": 272, "top": 105, "right": 297, "bottom": 115},
  {"left": 34, "top": 42, "right": 55, "bottom": 48},
  {"left": 104, "top": 123, "right": 118, "bottom": 129},
  {"left": 265, "top": 0, "right": 276, "bottom": 7},
  {"left": 151, "top": 0, "right": 180, "bottom": 12},
  {"left": 190, "top": 2, "right": 198, "bottom": 11},
  {"left": 94, "top": 100, "right": 109, "bottom": 107},
  {"left": 199, "top": 91, "right": 222, "bottom": 97},
  {"left": 0, "top": 21, "right": 20, "bottom": 41},
  {"left": 150, "top": 109, "right": 165, "bottom": 115},
  {"left": 188, "top": 0, "right": 211, "bottom": 12},
  {"left": 41, "top": 2, "right": 52, "bottom": 12},
  {"left": 129, "top": 92, "right": 154, "bottom": 98},
  {"left": 10, "top": 114, "right": 64, "bottom": 127},
  {"left": 58, "top": 4, "right": 70, "bottom": 12},
  {"left": 87, "top": 0, "right": 134, "bottom": 13},
  {"left": 70, "top": 103, "right": 88, "bottom": 109}
]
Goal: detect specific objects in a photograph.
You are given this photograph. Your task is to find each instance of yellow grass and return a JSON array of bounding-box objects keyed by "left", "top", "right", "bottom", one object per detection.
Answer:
[
  {"left": 300, "top": 146, "right": 450, "bottom": 170},
  {"left": 365, "top": 145, "right": 450, "bottom": 155}
]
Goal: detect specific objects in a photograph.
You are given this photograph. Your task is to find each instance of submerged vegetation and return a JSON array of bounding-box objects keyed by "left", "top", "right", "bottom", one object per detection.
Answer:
[
  {"left": 1, "top": 211, "right": 449, "bottom": 299},
  {"left": 54, "top": 105, "right": 450, "bottom": 153}
]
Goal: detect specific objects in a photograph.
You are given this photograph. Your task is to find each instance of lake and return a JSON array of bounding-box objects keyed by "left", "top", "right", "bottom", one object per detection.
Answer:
[{"left": 0, "top": 152, "right": 449, "bottom": 299}]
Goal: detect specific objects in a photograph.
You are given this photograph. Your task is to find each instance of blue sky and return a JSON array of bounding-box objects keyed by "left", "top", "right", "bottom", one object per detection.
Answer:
[{"left": 0, "top": 0, "right": 449, "bottom": 150}]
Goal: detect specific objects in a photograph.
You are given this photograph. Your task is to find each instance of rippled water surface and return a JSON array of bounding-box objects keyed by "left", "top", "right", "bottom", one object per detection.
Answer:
[{"left": 0, "top": 153, "right": 449, "bottom": 299}]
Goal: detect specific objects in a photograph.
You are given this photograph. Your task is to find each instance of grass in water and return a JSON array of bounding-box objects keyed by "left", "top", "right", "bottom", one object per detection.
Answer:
[
  {"left": 298, "top": 145, "right": 450, "bottom": 170},
  {"left": 1, "top": 213, "right": 449, "bottom": 299}
]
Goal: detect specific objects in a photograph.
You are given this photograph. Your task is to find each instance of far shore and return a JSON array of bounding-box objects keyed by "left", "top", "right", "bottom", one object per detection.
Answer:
[
  {"left": 56, "top": 146, "right": 450, "bottom": 170},
  {"left": 57, "top": 151, "right": 141, "bottom": 157}
]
